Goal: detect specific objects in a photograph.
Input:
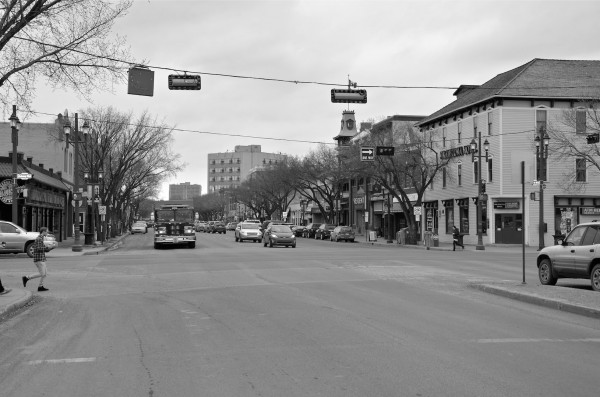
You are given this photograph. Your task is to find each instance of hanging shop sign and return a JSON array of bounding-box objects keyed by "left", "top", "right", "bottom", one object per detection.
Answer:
[
  {"left": 440, "top": 145, "right": 474, "bottom": 160},
  {"left": 0, "top": 179, "right": 25, "bottom": 204}
]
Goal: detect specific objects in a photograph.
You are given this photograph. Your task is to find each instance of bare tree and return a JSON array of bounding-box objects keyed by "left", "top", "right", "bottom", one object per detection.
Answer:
[
  {"left": 78, "top": 107, "right": 184, "bottom": 236},
  {"left": 547, "top": 101, "right": 600, "bottom": 192},
  {"left": 0, "top": 0, "right": 134, "bottom": 114},
  {"left": 352, "top": 121, "right": 451, "bottom": 244},
  {"left": 290, "top": 145, "right": 359, "bottom": 224}
]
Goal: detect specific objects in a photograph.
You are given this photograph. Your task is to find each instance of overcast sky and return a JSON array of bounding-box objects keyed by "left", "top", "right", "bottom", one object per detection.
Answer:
[{"left": 28, "top": 0, "right": 600, "bottom": 199}]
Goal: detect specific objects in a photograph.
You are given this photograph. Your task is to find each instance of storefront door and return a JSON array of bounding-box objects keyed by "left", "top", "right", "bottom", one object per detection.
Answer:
[{"left": 494, "top": 213, "right": 523, "bottom": 244}]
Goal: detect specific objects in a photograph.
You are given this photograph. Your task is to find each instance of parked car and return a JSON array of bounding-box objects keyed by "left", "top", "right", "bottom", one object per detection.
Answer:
[
  {"left": 211, "top": 222, "right": 226, "bottom": 234},
  {"left": 0, "top": 221, "right": 58, "bottom": 258},
  {"left": 226, "top": 222, "right": 238, "bottom": 231},
  {"left": 262, "top": 224, "right": 296, "bottom": 248},
  {"left": 315, "top": 224, "right": 337, "bottom": 240},
  {"left": 303, "top": 223, "right": 322, "bottom": 238},
  {"left": 235, "top": 222, "right": 262, "bottom": 242},
  {"left": 330, "top": 226, "right": 355, "bottom": 242},
  {"left": 131, "top": 222, "right": 148, "bottom": 234},
  {"left": 291, "top": 225, "right": 306, "bottom": 237},
  {"left": 537, "top": 221, "right": 600, "bottom": 291}
]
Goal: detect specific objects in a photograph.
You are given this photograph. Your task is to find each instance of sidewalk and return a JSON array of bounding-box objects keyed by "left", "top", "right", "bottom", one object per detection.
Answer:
[{"left": 354, "top": 233, "right": 540, "bottom": 254}]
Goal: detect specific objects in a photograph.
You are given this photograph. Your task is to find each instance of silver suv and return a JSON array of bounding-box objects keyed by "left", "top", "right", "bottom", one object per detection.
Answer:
[{"left": 537, "top": 221, "right": 600, "bottom": 291}]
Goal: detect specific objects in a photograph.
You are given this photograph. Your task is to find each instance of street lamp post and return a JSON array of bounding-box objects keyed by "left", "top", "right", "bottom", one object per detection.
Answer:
[
  {"left": 386, "top": 189, "right": 393, "bottom": 243},
  {"left": 9, "top": 105, "right": 20, "bottom": 224},
  {"left": 83, "top": 127, "right": 102, "bottom": 245},
  {"left": 535, "top": 131, "right": 550, "bottom": 250},
  {"left": 63, "top": 113, "right": 90, "bottom": 252},
  {"left": 300, "top": 199, "right": 307, "bottom": 226},
  {"left": 470, "top": 132, "right": 490, "bottom": 251}
]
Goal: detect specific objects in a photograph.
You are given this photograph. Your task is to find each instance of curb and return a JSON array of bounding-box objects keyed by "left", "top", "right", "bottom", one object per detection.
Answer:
[
  {"left": 0, "top": 290, "right": 34, "bottom": 318},
  {"left": 470, "top": 283, "right": 600, "bottom": 320}
]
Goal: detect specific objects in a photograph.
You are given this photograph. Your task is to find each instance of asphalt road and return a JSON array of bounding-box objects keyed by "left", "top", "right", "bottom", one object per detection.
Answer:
[{"left": 0, "top": 231, "right": 598, "bottom": 397}]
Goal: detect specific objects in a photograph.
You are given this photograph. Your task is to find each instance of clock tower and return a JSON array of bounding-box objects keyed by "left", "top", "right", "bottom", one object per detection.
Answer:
[{"left": 333, "top": 110, "right": 357, "bottom": 147}]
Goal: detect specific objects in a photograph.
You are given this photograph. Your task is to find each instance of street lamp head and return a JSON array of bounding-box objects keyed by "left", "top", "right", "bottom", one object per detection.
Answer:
[
  {"left": 534, "top": 135, "right": 541, "bottom": 147},
  {"left": 483, "top": 139, "right": 490, "bottom": 152},
  {"left": 81, "top": 120, "right": 90, "bottom": 135},
  {"left": 84, "top": 171, "right": 90, "bottom": 180},
  {"left": 470, "top": 138, "right": 477, "bottom": 151},
  {"left": 98, "top": 170, "right": 104, "bottom": 180},
  {"left": 9, "top": 105, "right": 20, "bottom": 130},
  {"left": 543, "top": 132, "right": 550, "bottom": 147}
]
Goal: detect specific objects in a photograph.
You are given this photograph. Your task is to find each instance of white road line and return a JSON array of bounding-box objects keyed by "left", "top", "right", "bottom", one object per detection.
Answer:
[
  {"left": 477, "top": 338, "right": 600, "bottom": 344},
  {"left": 27, "top": 357, "right": 97, "bottom": 365}
]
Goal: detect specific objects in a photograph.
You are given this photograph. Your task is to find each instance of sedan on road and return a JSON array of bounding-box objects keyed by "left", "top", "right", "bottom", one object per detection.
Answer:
[
  {"left": 330, "top": 226, "right": 355, "bottom": 242},
  {"left": 302, "top": 223, "right": 321, "bottom": 238},
  {"left": 0, "top": 220, "right": 58, "bottom": 257},
  {"left": 235, "top": 222, "right": 262, "bottom": 242},
  {"left": 131, "top": 222, "right": 148, "bottom": 234},
  {"left": 262, "top": 224, "right": 296, "bottom": 248}
]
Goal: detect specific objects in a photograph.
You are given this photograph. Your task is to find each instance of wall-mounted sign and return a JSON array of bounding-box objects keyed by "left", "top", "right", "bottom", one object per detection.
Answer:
[
  {"left": 580, "top": 207, "right": 600, "bottom": 215},
  {"left": 353, "top": 197, "right": 365, "bottom": 205},
  {"left": 493, "top": 201, "right": 520, "bottom": 209}
]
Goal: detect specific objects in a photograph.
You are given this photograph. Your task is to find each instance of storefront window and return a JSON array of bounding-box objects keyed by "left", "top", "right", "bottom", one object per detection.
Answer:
[
  {"left": 445, "top": 206, "right": 454, "bottom": 234},
  {"left": 460, "top": 205, "right": 469, "bottom": 234}
]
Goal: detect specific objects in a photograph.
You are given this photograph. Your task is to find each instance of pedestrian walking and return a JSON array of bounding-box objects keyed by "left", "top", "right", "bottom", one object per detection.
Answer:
[
  {"left": 22, "top": 227, "right": 49, "bottom": 292},
  {"left": 452, "top": 225, "right": 464, "bottom": 251},
  {"left": 0, "top": 277, "right": 11, "bottom": 295}
]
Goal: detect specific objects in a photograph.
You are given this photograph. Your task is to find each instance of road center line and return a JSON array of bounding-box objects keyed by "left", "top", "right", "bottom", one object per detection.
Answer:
[
  {"left": 27, "top": 357, "right": 97, "bottom": 365},
  {"left": 476, "top": 338, "right": 600, "bottom": 344}
]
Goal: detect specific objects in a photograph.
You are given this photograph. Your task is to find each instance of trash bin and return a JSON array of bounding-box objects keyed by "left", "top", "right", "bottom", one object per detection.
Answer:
[
  {"left": 84, "top": 232, "right": 95, "bottom": 245},
  {"left": 396, "top": 228, "right": 408, "bottom": 245},
  {"left": 432, "top": 233, "right": 439, "bottom": 247},
  {"left": 424, "top": 231, "right": 432, "bottom": 250},
  {"left": 369, "top": 231, "right": 377, "bottom": 241}
]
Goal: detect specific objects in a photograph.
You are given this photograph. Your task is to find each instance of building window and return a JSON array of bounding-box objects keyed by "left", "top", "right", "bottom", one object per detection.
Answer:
[
  {"left": 210, "top": 160, "right": 215, "bottom": 165},
  {"left": 442, "top": 167, "right": 447, "bottom": 188},
  {"left": 536, "top": 109, "right": 547, "bottom": 134},
  {"left": 458, "top": 121, "right": 462, "bottom": 143},
  {"left": 576, "top": 109, "right": 587, "bottom": 134},
  {"left": 576, "top": 158, "right": 587, "bottom": 182},
  {"left": 457, "top": 162, "right": 462, "bottom": 186},
  {"left": 487, "top": 111, "right": 492, "bottom": 135},
  {"left": 442, "top": 127, "right": 447, "bottom": 148},
  {"left": 487, "top": 158, "right": 493, "bottom": 183},
  {"left": 473, "top": 160, "right": 479, "bottom": 184}
]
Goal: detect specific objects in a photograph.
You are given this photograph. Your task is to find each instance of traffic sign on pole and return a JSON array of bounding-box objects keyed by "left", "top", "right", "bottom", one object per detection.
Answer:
[{"left": 361, "top": 147, "right": 375, "bottom": 161}]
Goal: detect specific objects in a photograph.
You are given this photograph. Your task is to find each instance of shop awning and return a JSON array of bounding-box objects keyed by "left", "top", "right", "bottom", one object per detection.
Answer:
[{"left": 23, "top": 165, "right": 70, "bottom": 191}]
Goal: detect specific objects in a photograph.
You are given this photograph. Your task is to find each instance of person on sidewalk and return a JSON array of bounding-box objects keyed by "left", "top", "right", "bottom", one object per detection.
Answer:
[
  {"left": 22, "top": 227, "right": 49, "bottom": 292},
  {"left": 0, "top": 277, "right": 11, "bottom": 295},
  {"left": 452, "top": 225, "right": 464, "bottom": 251}
]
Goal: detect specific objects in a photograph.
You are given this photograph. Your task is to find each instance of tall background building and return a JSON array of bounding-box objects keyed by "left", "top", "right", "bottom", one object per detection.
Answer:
[
  {"left": 169, "top": 182, "right": 202, "bottom": 200},
  {"left": 207, "top": 145, "right": 286, "bottom": 193}
]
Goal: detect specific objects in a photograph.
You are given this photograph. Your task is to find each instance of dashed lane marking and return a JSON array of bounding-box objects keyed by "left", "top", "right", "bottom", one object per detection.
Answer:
[{"left": 27, "top": 357, "right": 97, "bottom": 365}]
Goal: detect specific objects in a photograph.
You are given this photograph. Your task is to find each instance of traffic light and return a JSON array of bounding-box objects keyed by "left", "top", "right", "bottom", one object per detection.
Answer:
[
  {"left": 331, "top": 89, "right": 367, "bottom": 103},
  {"left": 168, "top": 74, "right": 201, "bottom": 90},
  {"left": 586, "top": 133, "right": 599, "bottom": 144},
  {"left": 376, "top": 146, "right": 395, "bottom": 156}
]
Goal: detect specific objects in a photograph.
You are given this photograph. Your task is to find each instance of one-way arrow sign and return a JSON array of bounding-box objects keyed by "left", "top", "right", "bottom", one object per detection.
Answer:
[{"left": 361, "top": 146, "right": 374, "bottom": 161}]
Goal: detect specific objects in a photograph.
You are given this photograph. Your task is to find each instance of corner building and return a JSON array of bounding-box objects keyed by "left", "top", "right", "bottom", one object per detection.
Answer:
[{"left": 418, "top": 58, "right": 600, "bottom": 247}]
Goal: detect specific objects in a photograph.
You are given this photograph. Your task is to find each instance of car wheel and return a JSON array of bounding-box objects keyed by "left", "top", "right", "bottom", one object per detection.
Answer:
[
  {"left": 591, "top": 264, "right": 600, "bottom": 292},
  {"left": 538, "top": 258, "right": 557, "bottom": 286},
  {"left": 292, "top": 243, "right": 296, "bottom": 248},
  {"left": 189, "top": 242, "right": 196, "bottom": 248},
  {"left": 25, "top": 242, "right": 34, "bottom": 258}
]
